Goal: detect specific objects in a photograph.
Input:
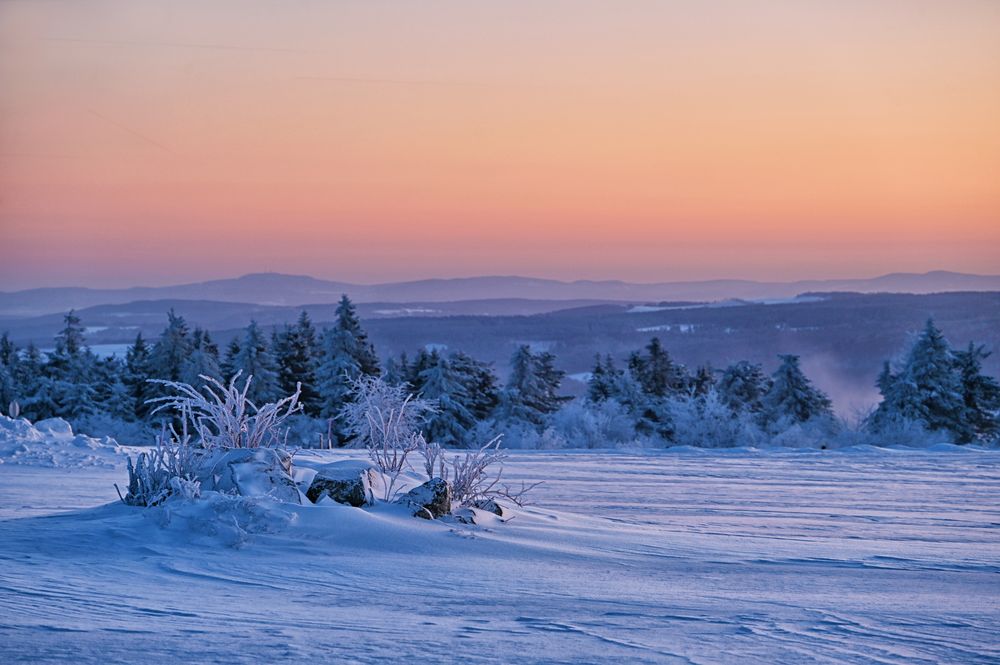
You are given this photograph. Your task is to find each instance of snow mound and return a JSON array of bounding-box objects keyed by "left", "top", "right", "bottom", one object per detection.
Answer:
[{"left": 0, "top": 416, "right": 124, "bottom": 468}]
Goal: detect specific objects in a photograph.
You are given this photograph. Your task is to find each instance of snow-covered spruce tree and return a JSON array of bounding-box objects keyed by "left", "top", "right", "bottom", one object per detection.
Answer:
[
  {"left": 124, "top": 333, "right": 154, "bottom": 420},
  {"left": 869, "top": 319, "right": 964, "bottom": 439},
  {"left": 418, "top": 357, "right": 477, "bottom": 447},
  {"left": 45, "top": 311, "right": 99, "bottom": 419},
  {"left": 316, "top": 296, "right": 380, "bottom": 443},
  {"left": 0, "top": 333, "right": 19, "bottom": 412},
  {"left": 760, "top": 354, "right": 834, "bottom": 430},
  {"left": 717, "top": 360, "right": 771, "bottom": 414},
  {"left": 148, "top": 310, "right": 193, "bottom": 383},
  {"left": 497, "top": 345, "right": 567, "bottom": 429},
  {"left": 180, "top": 328, "right": 222, "bottom": 388},
  {"left": 231, "top": 321, "right": 281, "bottom": 405},
  {"left": 448, "top": 351, "right": 500, "bottom": 421},
  {"left": 587, "top": 354, "right": 623, "bottom": 403},
  {"left": 382, "top": 352, "right": 410, "bottom": 387},
  {"left": 628, "top": 337, "right": 689, "bottom": 398},
  {"left": 220, "top": 337, "right": 241, "bottom": 383},
  {"left": 953, "top": 343, "right": 1000, "bottom": 443},
  {"left": 273, "top": 311, "right": 321, "bottom": 416},
  {"left": 16, "top": 344, "right": 57, "bottom": 421}
]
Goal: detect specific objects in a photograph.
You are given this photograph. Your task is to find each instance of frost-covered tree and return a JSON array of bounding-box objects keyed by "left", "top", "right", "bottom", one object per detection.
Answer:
[
  {"left": 148, "top": 310, "right": 193, "bottom": 382},
  {"left": 669, "top": 389, "right": 765, "bottom": 448},
  {"left": 448, "top": 351, "right": 500, "bottom": 421},
  {"left": 316, "top": 296, "right": 380, "bottom": 431},
  {"left": 717, "top": 360, "right": 771, "bottom": 414},
  {"left": 628, "top": 337, "right": 688, "bottom": 398},
  {"left": 760, "top": 354, "right": 833, "bottom": 428},
  {"left": 273, "top": 312, "right": 321, "bottom": 415},
  {"left": 869, "top": 319, "right": 964, "bottom": 438},
  {"left": 418, "top": 357, "right": 476, "bottom": 447},
  {"left": 587, "top": 354, "right": 622, "bottom": 403},
  {"left": 180, "top": 328, "right": 222, "bottom": 388},
  {"left": 690, "top": 364, "right": 716, "bottom": 397},
  {"left": 383, "top": 352, "right": 410, "bottom": 387},
  {"left": 497, "top": 345, "right": 567, "bottom": 429},
  {"left": 231, "top": 321, "right": 281, "bottom": 405},
  {"left": 0, "top": 333, "right": 19, "bottom": 411},
  {"left": 123, "top": 333, "right": 154, "bottom": 420},
  {"left": 953, "top": 343, "right": 1000, "bottom": 442},
  {"left": 45, "top": 312, "right": 98, "bottom": 418},
  {"left": 220, "top": 337, "right": 241, "bottom": 383}
]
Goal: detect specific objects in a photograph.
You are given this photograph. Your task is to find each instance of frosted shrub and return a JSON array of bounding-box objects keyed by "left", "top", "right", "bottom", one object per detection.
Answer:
[
  {"left": 148, "top": 372, "right": 302, "bottom": 449},
  {"left": 549, "top": 399, "right": 640, "bottom": 449},
  {"left": 116, "top": 428, "right": 200, "bottom": 507},
  {"left": 859, "top": 412, "right": 951, "bottom": 448},
  {"left": 342, "top": 376, "right": 434, "bottom": 500},
  {"left": 668, "top": 390, "right": 766, "bottom": 448}
]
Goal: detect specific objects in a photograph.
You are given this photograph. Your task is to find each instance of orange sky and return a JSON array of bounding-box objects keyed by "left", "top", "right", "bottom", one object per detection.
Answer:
[{"left": 1, "top": 0, "right": 999, "bottom": 289}]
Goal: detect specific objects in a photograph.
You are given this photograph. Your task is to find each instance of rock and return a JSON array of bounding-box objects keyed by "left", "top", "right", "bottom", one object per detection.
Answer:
[
  {"left": 395, "top": 478, "right": 451, "bottom": 519},
  {"left": 470, "top": 497, "right": 506, "bottom": 516},
  {"left": 195, "top": 447, "right": 302, "bottom": 504},
  {"left": 305, "top": 460, "right": 381, "bottom": 506}
]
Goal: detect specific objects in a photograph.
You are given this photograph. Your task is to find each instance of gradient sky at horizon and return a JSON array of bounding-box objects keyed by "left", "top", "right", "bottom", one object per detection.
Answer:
[{"left": 1, "top": 0, "right": 999, "bottom": 290}]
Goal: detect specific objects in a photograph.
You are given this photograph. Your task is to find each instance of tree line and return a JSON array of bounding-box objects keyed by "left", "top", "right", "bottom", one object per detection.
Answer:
[{"left": 0, "top": 297, "right": 997, "bottom": 447}]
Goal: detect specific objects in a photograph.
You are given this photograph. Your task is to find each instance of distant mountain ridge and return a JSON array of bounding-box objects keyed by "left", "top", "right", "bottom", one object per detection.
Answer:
[{"left": 1, "top": 270, "right": 999, "bottom": 318}]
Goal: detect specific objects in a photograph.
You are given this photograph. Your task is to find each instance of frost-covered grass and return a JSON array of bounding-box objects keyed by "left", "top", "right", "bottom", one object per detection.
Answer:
[{"left": 1, "top": 447, "right": 998, "bottom": 663}]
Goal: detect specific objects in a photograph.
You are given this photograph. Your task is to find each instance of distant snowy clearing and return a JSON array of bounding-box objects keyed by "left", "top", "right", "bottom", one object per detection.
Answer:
[{"left": 1, "top": 448, "right": 997, "bottom": 663}]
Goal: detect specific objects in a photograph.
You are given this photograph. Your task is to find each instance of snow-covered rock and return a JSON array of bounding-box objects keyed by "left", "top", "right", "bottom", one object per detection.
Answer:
[
  {"left": 0, "top": 416, "right": 123, "bottom": 468},
  {"left": 395, "top": 477, "right": 451, "bottom": 519},
  {"left": 194, "top": 448, "right": 303, "bottom": 504},
  {"left": 470, "top": 497, "right": 506, "bottom": 516},
  {"left": 305, "top": 460, "right": 381, "bottom": 506}
]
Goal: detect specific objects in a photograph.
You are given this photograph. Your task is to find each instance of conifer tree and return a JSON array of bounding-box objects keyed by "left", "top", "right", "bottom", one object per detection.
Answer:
[
  {"left": 232, "top": 321, "right": 281, "bottom": 404},
  {"left": 870, "top": 319, "right": 964, "bottom": 436},
  {"left": 499, "top": 345, "right": 567, "bottom": 428},
  {"left": 418, "top": 357, "right": 476, "bottom": 447},
  {"left": 148, "top": 310, "right": 193, "bottom": 382},
  {"left": 124, "top": 333, "right": 153, "bottom": 420},
  {"left": 628, "top": 338, "right": 688, "bottom": 397},
  {"left": 952, "top": 342, "right": 1000, "bottom": 443},
  {"left": 717, "top": 360, "right": 771, "bottom": 413},
  {"left": 761, "top": 354, "right": 833, "bottom": 427},
  {"left": 273, "top": 312, "right": 321, "bottom": 415}
]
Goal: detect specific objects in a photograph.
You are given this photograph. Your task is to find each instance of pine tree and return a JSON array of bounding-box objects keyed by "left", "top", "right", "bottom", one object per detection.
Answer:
[
  {"left": 333, "top": 295, "right": 379, "bottom": 376},
  {"left": 273, "top": 312, "right": 321, "bottom": 415},
  {"left": 45, "top": 312, "right": 98, "bottom": 419},
  {"left": 587, "top": 354, "right": 622, "bottom": 403},
  {"left": 870, "top": 319, "right": 964, "bottom": 436},
  {"left": 761, "top": 354, "right": 833, "bottom": 427},
  {"left": 953, "top": 343, "right": 1000, "bottom": 443},
  {"left": 691, "top": 364, "right": 716, "bottom": 397},
  {"left": 419, "top": 358, "right": 476, "bottom": 447},
  {"left": 448, "top": 351, "right": 499, "bottom": 420},
  {"left": 231, "top": 321, "right": 281, "bottom": 404},
  {"left": 180, "top": 328, "right": 222, "bottom": 387},
  {"left": 717, "top": 360, "right": 771, "bottom": 413},
  {"left": 0, "top": 333, "right": 19, "bottom": 412},
  {"left": 124, "top": 333, "right": 153, "bottom": 420},
  {"left": 316, "top": 296, "right": 380, "bottom": 430},
  {"left": 221, "top": 337, "right": 242, "bottom": 383},
  {"left": 498, "top": 345, "right": 567, "bottom": 428},
  {"left": 148, "top": 310, "right": 193, "bottom": 382},
  {"left": 628, "top": 338, "right": 688, "bottom": 397}
]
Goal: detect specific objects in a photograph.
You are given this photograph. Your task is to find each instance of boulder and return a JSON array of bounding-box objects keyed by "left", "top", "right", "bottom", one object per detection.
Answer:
[
  {"left": 305, "top": 460, "right": 381, "bottom": 506},
  {"left": 470, "top": 497, "right": 506, "bottom": 517},
  {"left": 395, "top": 478, "right": 451, "bottom": 519},
  {"left": 195, "top": 447, "right": 302, "bottom": 504}
]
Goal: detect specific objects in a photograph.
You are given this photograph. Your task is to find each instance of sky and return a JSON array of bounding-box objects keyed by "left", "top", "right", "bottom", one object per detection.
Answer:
[{"left": 1, "top": 0, "right": 999, "bottom": 290}]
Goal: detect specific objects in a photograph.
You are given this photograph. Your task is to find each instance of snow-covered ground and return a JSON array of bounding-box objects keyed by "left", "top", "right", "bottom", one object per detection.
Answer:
[{"left": 1, "top": 447, "right": 998, "bottom": 663}]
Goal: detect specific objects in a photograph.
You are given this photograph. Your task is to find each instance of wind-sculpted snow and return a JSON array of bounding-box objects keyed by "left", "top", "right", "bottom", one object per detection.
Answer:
[
  {"left": 0, "top": 448, "right": 997, "bottom": 663},
  {"left": 0, "top": 416, "right": 123, "bottom": 468}
]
